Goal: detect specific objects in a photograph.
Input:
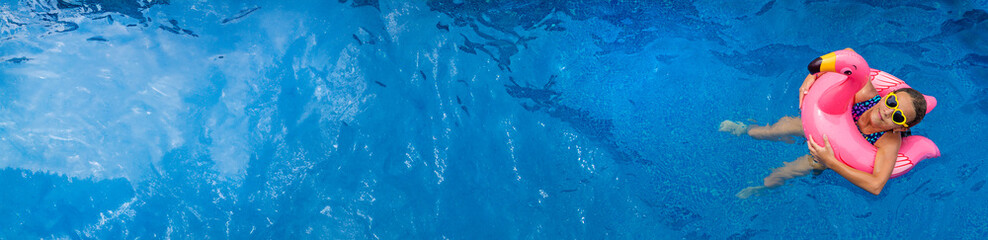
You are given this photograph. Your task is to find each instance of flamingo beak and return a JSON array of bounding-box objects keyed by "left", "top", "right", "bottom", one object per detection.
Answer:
[
  {"left": 808, "top": 57, "right": 823, "bottom": 73},
  {"left": 808, "top": 52, "right": 836, "bottom": 74}
]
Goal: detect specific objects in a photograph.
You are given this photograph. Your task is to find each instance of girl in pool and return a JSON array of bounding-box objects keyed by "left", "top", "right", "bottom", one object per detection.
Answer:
[{"left": 722, "top": 72, "right": 928, "bottom": 198}]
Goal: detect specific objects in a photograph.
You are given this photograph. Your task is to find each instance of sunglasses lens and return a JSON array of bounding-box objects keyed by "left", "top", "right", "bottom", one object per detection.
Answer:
[
  {"left": 892, "top": 110, "right": 906, "bottom": 124},
  {"left": 886, "top": 94, "right": 898, "bottom": 108}
]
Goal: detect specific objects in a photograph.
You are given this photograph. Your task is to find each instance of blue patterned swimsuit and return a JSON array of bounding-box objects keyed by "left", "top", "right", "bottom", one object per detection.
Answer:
[
  {"left": 852, "top": 95, "right": 910, "bottom": 144},
  {"left": 852, "top": 95, "right": 885, "bottom": 144}
]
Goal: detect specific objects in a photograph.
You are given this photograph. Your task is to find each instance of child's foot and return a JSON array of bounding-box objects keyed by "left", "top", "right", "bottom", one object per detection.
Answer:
[
  {"left": 719, "top": 120, "right": 748, "bottom": 136},
  {"left": 736, "top": 186, "right": 768, "bottom": 199}
]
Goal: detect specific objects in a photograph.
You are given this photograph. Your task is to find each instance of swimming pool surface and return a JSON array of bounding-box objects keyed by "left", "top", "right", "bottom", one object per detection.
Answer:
[{"left": 1, "top": 0, "right": 986, "bottom": 239}]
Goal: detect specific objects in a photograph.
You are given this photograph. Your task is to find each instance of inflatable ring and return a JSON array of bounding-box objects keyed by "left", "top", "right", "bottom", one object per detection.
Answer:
[{"left": 800, "top": 49, "right": 939, "bottom": 178}]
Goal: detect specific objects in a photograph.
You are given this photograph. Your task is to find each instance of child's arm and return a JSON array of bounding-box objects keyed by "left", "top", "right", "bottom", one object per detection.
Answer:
[
  {"left": 808, "top": 134, "right": 900, "bottom": 195},
  {"left": 798, "top": 74, "right": 817, "bottom": 108}
]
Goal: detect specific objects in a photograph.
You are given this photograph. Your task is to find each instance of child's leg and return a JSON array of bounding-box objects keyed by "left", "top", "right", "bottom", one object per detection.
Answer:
[
  {"left": 763, "top": 154, "right": 826, "bottom": 187},
  {"left": 746, "top": 116, "right": 803, "bottom": 143},
  {"left": 737, "top": 154, "right": 825, "bottom": 198}
]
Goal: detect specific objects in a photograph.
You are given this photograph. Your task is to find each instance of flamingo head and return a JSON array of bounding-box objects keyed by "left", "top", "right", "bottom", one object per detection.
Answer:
[{"left": 808, "top": 48, "right": 870, "bottom": 84}]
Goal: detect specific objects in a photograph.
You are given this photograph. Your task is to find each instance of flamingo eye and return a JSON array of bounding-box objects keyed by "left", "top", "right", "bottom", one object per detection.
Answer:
[{"left": 840, "top": 67, "right": 853, "bottom": 75}]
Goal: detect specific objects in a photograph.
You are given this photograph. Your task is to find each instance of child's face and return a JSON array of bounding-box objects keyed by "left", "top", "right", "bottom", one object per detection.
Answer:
[{"left": 871, "top": 92, "right": 917, "bottom": 131}]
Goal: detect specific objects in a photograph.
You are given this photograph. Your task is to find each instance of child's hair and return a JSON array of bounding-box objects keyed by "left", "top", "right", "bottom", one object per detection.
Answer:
[{"left": 895, "top": 88, "right": 927, "bottom": 127}]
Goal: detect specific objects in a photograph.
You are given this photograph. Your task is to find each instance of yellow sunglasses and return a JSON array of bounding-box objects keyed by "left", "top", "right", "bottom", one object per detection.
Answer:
[{"left": 884, "top": 92, "right": 909, "bottom": 127}]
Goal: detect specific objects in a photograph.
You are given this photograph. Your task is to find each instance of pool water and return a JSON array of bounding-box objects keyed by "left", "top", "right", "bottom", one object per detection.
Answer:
[{"left": 1, "top": 0, "right": 986, "bottom": 239}]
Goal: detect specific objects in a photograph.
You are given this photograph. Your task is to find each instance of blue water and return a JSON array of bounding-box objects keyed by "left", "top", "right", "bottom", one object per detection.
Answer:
[{"left": 1, "top": 0, "right": 986, "bottom": 238}]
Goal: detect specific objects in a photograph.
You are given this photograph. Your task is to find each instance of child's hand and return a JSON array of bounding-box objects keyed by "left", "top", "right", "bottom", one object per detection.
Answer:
[
  {"left": 799, "top": 74, "right": 817, "bottom": 109},
  {"left": 807, "top": 134, "right": 836, "bottom": 167}
]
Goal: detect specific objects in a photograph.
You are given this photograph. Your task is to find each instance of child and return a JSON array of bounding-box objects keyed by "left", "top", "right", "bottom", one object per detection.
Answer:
[{"left": 723, "top": 73, "right": 927, "bottom": 198}]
